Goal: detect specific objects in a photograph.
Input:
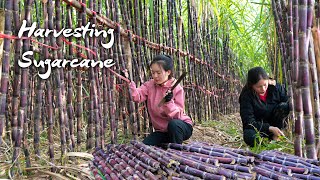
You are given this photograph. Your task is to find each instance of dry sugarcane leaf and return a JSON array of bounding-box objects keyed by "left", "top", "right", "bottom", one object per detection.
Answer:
[
  {"left": 65, "top": 173, "right": 81, "bottom": 180},
  {"left": 65, "top": 152, "right": 93, "bottom": 160},
  {"left": 38, "top": 170, "right": 69, "bottom": 180},
  {"left": 0, "top": 169, "right": 6, "bottom": 177}
]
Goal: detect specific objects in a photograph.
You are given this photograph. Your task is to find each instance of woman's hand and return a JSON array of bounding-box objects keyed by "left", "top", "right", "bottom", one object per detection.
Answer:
[
  {"left": 120, "top": 69, "right": 131, "bottom": 82},
  {"left": 269, "top": 126, "right": 284, "bottom": 141},
  {"left": 164, "top": 91, "right": 173, "bottom": 102}
]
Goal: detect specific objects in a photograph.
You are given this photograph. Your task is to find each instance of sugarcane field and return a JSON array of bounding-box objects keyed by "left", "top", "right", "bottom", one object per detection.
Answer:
[{"left": 2, "top": 0, "right": 320, "bottom": 179}]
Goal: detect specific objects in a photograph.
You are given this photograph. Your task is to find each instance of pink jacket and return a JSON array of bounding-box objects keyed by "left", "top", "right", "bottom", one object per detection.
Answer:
[{"left": 129, "top": 78, "right": 193, "bottom": 132}]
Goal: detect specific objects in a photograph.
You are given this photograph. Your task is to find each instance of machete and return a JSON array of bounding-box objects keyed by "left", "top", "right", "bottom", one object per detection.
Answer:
[{"left": 157, "top": 72, "right": 187, "bottom": 107}]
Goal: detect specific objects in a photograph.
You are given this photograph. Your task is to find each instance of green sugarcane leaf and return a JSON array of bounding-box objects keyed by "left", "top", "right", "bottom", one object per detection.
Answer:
[
  {"left": 229, "top": 16, "right": 240, "bottom": 36},
  {"left": 208, "top": 0, "right": 220, "bottom": 24},
  {"left": 148, "top": 0, "right": 154, "bottom": 32}
]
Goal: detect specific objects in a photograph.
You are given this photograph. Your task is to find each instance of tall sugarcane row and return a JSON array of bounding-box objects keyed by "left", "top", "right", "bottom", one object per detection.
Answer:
[
  {"left": 89, "top": 141, "right": 320, "bottom": 180},
  {"left": 271, "top": 0, "right": 320, "bottom": 158},
  {"left": 0, "top": 1, "right": 243, "bottom": 175}
]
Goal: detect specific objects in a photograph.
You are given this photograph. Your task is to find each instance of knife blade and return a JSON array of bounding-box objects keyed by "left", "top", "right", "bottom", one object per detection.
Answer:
[{"left": 157, "top": 72, "right": 187, "bottom": 107}]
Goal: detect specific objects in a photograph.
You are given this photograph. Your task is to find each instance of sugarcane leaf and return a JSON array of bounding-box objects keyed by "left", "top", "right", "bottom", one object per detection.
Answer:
[
  {"left": 148, "top": 0, "right": 154, "bottom": 32},
  {"left": 208, "top": 0, "right": 220, "bottom": 24},
  {"left": 97, "top": 169, "right": 107, "bottom": 180},
  {"left": 65, "top": 152, "right": 94, "bottom": 160},
  {"left": 229, "top": 16, "right": 241, "bottom": 36},
  {"left": 38, "top": 170, "right": 69, "bottom": 180}
]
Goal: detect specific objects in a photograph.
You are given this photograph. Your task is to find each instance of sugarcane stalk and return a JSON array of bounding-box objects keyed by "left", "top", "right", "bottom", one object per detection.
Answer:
[
  {"left": 292, "top": 173, "right": 320, "bottom": 179},
  {"left": 219, "top": 164, "right": 252, "bottom": 173},
  {"left": 96, "top": 0, "right": 105, "bottom": 150},
  {"left": 298, "top": 0, "right": 317, "bottom": 159},
  {"left": 48, "top": 0, "right": 67, "bottom": 161},
  {"left": 179, "top": 171, "right": 202, "bottom": 180},
  {"left": 256, "top": 174, "right": 273, "bottom": 180},
  {"left": 165, "top": 149, "right": 240, "bottom": 178},
  {"left": 190, "top": 143, "right": 251, "bottom": 159},
  {"left": 55, "top": 0, "right": 72, "bottom": 153},
  {"left": 293, "top": 0, "right": 304, "bottom": 157},
  {"left": 167, "top": 143, "right": 251, "bottom": 164},
  {"left": 103, "top": 0, "right": 116, "bottom": 146},
  {"left": 0, "top": 0, "right": 13, "bottom": 147},
  {"left": 89, "top": 161, "right": 104, "bottom": 180},
  {"left": 11, "top": 0, "right": 21, "bottom": 147},
  {"left": 92, "top": 151, "right": 120, "bottom": 179},
  {"left": 113, "top": 155, "right": 146, "bottom": 179},
  {"left": 257, "top": 164, "right": 292, "bottom": 176},
  {"left": 17, "top": 0, "right": 34, "bottom": 172},
  {"left": 76, "top": 3, "right": 84, "bottom": 152},
  {"left": 160, "top": 164, "right": 179, "bottom": 177},
  {"left": 66, "top": 4, "right": 76, "bottom": 150},
  {"left": 122, "top": 151, "right": 158, "bottom": 173},
  {"left": 180, "top": 165, "right": 226, "bottom": 180},
  {"left": 90, "top": 0, "right": 102, "bottom": 149},
  {"left": 261, "top": 153, "right": 320, "bottom": 169},
  {"left": 261, "top": 150, "right": 320, "bottom": 165},
  {"left": 253, "top": 166, "right": 292, "bottom": 180},
  {"left": 33, "top": 1, "right": 46, "bottom": 157},
  {"left": 264, "top": 161, "right": 308, "bottom": 174},
  {"left": 33, "top": 68, "right": 44, "bottom": 159},
  {"left": 120, "top": 144, "right": 161, "bottom": 169},
  {"left": 167, "top": 149, "right": 221, "bottom": 166},
  {"left": 109, "top": 147, "right": 158, "bottom": 180}
]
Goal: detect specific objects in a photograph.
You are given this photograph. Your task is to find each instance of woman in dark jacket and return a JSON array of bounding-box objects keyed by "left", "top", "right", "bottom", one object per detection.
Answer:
[{"left": 239, "top": 67, "right": 289, "bottom": 147}]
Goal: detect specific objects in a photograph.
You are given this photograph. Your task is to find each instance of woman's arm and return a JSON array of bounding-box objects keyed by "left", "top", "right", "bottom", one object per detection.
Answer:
[
  {"left": 162, "top": 86, "right": 185, "bottom": 119},
  {"left": 240, "top": 93, "right": 270, "bottom": 134},
  {"left": 129, "top": 81, "right": 149, "bottom": 103}
]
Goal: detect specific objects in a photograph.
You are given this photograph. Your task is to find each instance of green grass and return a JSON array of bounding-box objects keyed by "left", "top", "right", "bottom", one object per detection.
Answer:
[
  {"left": 250, "top": 135, "right": 294, "bottom": 154},
  {"left": 199, "top": 117, "right": 294, "bottom": 154}
]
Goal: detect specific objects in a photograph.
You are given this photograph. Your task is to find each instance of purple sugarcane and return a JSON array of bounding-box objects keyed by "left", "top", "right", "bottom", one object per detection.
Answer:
[
  {"left": 92, "top": 154, "right": 120, "bottom": 179},
  {"left": 292, "top": 173, "right": 320, "bottom": 180},
  {"left": 180, "top": 165, "right": 226, "bottom": 180},
  {"left": 89, "top": 162, "right": 103, "bottom": 180},
  {"left": 109, "top": 147, "right": 158, "bottom": 180},
  {"left": 122, "top": 151, "right": 158, "bottom": 173},
  {"left": 219, "top": 164, "right": 252, "bottom": 173},
  {"left": 253, "top": 166, "right": 292, "bottom": 180},
  {"left": 260, "top": 153, "right": 320, "bottom": 169},
  {"left": 167, "top": 143, "right": 251, "bottom": 164},
  {"left": 260, "top": 150, "right": 320, "bottom": 165},
  {"left": 131, "top": 141, "right": 179, "bottom": 168},
  {"left": 264, "top": 161, "right": 308, "bottom": 174},
  {"left": 168, "top": 149, "right": 235, "bottom": 164},
  {"left": 256, "top": 174, "right": 273, "bottom": 180},
  {"left": 119, "top": 144, "right": 160, "bottom": 169},
  {"left": 258, "top": 163, "right": 292, "bottom": 176}
]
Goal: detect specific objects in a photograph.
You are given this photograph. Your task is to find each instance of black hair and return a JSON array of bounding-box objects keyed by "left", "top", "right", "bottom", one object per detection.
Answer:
[
  {"left": 150, "top": 54, "right": 174, "bottom": 79},
  {"left": 239, "top": 67, "right": 269, "bottom": 103},
  {"left": 246, "top": 67, "right": 269, "bottom": 89}
]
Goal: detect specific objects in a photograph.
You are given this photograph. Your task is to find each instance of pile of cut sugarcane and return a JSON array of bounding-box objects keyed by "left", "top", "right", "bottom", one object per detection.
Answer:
[{"left": 89, "top": 141, "right": 320, "bottom": 180}]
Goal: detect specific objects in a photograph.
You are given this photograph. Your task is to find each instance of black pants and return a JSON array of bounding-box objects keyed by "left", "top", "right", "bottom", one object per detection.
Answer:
[
  {"left": 142, "top": 119, "right": 193, "bottom": 146},
  {"left": 243, "top": 112, "right": 288, "bottom": 147}
]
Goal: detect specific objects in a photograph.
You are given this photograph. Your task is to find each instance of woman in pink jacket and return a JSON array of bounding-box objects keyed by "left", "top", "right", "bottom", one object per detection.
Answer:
[{"left": 128, "top": 54, "right": 193, "bottom": 146}]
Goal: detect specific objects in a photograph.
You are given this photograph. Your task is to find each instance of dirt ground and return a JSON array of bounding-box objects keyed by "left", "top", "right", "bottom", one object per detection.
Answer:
[{"left": 186, "top": 113, "right": 246, "bottom": 149}]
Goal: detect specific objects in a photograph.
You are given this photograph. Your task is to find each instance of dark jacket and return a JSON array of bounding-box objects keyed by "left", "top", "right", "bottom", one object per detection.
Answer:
[{"left": 239, "top": 83, "right": 288, "bottom": 134}]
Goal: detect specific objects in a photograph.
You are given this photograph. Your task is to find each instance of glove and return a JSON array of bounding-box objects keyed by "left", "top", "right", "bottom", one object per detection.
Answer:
[
  {"left": 120, "top": 69, "right": 131, "bottom": 82},
  {"left": 164, "top": 91, "right": 173, "bottom": 102},
  {"left": 273, "top": 102, "right": 289, "bottom": 120}
]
